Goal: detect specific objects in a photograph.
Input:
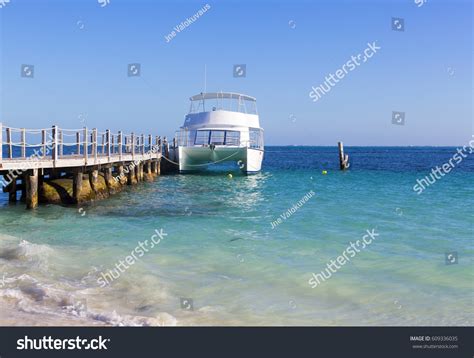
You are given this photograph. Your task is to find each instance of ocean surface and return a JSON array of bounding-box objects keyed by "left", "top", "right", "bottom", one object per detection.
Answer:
[{"left": 0, "top": 147, "right": 472, "bottom": 326}]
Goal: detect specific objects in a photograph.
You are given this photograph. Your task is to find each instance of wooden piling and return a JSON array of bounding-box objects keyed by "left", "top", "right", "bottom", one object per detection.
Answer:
[
  {"left": 127, "top": 165, "right": 135, "bottom": 185},
  {"left": 135, "top": 163, "right": 142, "bottom": 182},
  {"left": 117, "top": 164, "right": 124, "bottom": 184},
  {"left": 145, "top": 160, "right": 153, "bottom": 181},
  {"left": 25, "top": 169, "right": 39, "bottom": 209},
  {"left": 104, "top": 167, "right": 112, "bottom": 189},
  {"left": 89, "top": 169, "right": 99, "bottom": 192},
  {"left": 7, "top": 179, "right": 17, "bottom": 203},
  {"left": 338, "top": 141, "right": 350, "bottom": 170},
  {"left": 73, "top": 170, "right": 83, "bottom": 203}
]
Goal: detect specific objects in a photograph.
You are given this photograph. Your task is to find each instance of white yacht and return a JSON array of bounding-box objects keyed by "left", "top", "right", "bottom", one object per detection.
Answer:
[{"left": 175, "top": 92, "right": 264, "bottom": 174}]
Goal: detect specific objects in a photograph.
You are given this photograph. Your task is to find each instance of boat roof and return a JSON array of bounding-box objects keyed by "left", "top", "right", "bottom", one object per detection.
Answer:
[{"left": 190, "top": 92, "right": 256, "bottom": 102}]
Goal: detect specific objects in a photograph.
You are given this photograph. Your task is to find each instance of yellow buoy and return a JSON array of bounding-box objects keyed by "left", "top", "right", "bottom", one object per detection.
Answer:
[
  {"left": 227, "top": 173, "right": 233, "bottom": 178},
  {"left": 322, "top": 170, "right": 328, "bottom": 175}
]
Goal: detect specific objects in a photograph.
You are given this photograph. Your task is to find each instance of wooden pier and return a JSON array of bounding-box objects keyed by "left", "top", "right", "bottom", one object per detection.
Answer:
[{"left": 0, "top": 123, "right": 167, "bottom": 209}]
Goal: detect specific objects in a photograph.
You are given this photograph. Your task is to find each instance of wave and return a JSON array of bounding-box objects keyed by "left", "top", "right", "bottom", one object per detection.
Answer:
[{"left": 0, "top": 235, "right": 177, "bottom": 326}]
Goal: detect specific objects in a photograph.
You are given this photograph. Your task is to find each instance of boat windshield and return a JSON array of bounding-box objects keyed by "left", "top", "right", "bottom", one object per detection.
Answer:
[
  {"left": 188, "top": 92, "right": 258, "bottom": 115},
  {"left": 178, "top": 129, "right": 242, "bottom": 147},
  {"left": 177, "top": 128, "right": 263, "bottom": 149}
]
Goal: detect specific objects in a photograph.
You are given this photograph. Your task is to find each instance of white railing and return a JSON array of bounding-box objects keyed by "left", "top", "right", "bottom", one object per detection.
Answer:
[{"left": 0, "top": 123, "right": 164, "bottom": 166}]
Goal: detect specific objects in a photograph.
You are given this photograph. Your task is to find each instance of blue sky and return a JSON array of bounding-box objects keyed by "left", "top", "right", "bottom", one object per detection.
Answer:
[{"left": 0, "top": 0, "right": 472, "bottom": 145}]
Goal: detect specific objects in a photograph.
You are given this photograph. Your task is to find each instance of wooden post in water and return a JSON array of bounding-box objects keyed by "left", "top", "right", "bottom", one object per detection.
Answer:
[
  {"left": 89, "top": 169, "right": 99, "bottom": 192},
  {"left": 146, "top": 160, "right": 153, "bottom": 180},
  {"left": 117, "top": 164, "right": 124, "bottom": 184},
  {"left": 127, "top": 165, "right": 134, "bottom": 185},
  {"left": 135, "top": 163, "right": 141, "bottom": 183},
  {"left": 338, "top": 141, "right": 350, "bottom": 170},
  {"left": 25, "top": 169, "right": 39, "bottom": 209},
  {"left": 104, "top": 167, "right": 112, "bottom": 190},
  {"left": 73, "top": 170, "right": 83, "bottom": 204},
  {"left": 9, "top": 181, "right": 17, "bottom": 203}
]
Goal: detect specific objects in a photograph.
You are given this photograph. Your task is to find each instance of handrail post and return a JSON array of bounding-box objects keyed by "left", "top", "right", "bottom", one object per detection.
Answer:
[
  {"left": 59, "top": 129, "right": 64, "bottom": 158},
  {"left": 141, "top": 134, "right": 145, "bottom": 155},
  {"left": 83, "top": 127, "right": 88, "bottom": 165},
  {"left": 118, "top": 131, "right": 123, "bottom": 161},
  {"left": 158, "top": 136, "right": 162, "bottom": 153},
  {"left": 163, "top": 136, "right": 169, "bottom": 157},
  {"left": 111, "top": 134, "right": 115, "bottom": 155},
  {"left": 6, "top": 127, "right": 12, "bottom": 159},
  {"left": 21, "top": 128, "right": 26, "bottom": 158},
  {"left": 101, "top": 134, "right": 105, "bottom": 155},
  {"left": 93, "top": 128, "right": 98, "bottom": 163},
  {"left": 41, "top": 130, "right": 46, "bottom": 158},
  {"left": 131, "top": 133, "right": 135, "bottom": 159},
  {"left": 52, "top": 125, "right": 58, "bottom": 165},
  {"left": 76, "top": 132, "right": 81, "bottom": 155},
  {"left": 106, "top": 129, "right": 111, "bottom": 161},
  {"left": 148, "top": 135, "right": 152, "bottom": 155}
]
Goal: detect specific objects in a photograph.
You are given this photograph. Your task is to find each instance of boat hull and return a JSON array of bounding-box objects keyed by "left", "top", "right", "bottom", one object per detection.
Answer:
[{"left": 178, "top": 146, "right": 263, "bottom": 174}]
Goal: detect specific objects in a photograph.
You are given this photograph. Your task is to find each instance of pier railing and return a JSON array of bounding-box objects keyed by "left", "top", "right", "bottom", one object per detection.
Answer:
[{"left": 0, "top": 123, "right": 164, "bottom": 170}]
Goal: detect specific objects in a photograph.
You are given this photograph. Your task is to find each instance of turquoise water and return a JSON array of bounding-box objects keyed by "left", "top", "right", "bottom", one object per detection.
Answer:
[{"left": 0, "top": 147, "right": 472, "bottom": 326}]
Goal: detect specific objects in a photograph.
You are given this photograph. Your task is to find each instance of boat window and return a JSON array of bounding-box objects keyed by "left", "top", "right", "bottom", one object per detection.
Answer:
[
  {"left": 210, "top": 131, "right": 225, "bottom": 145},
  {"left": 187, "top": 130, "right": 242, "bottom": 146},
  {"left": 195, "top": 130, "right": 210, "bottom": 145},
  {"left": 225, "top": 131, "right": 240, "bottom": 146},
  {"left": 249, "top": 128, "right": 264, "bottom": 150}
]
